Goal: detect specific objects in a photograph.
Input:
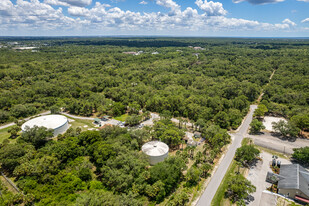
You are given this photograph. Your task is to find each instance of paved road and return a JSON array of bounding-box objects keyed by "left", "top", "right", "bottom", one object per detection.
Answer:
[
  {"left": 196, "top": 105, "right": 257, "bottom": 206},
  {"left": 142, "top": 113, "right": 160, "bottom": 126},
  {"left": 0, "top": 111, "right": 51, "bottom": 130},
  {"left": 60, "top": 112, "right": 94, "bottom": 120},
  {"left": 249, "top": 132, "right": 309, "bottom": 155}
]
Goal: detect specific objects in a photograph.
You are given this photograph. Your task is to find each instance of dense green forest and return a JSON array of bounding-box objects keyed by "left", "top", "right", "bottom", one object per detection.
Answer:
[
  {"left": 0, "top": 37, "right": 308, "bottom": 205},
  {"left": 1, "top": 38, "right": 308, "bottom": 129},
  {"left": 0, "top": 38, "right": 282, "bottom": 127}
]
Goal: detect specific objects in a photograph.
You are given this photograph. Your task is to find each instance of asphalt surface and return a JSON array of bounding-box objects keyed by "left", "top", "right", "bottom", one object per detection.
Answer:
[
  {"left": 249, "top": 132, "right": 309, "bottom": 155},
  {"left": 60, "top": 112, "right": 94, "bottom": 120},
  {"left": 196, "top": 105, "right": 257, "bottom": 206},
  {"left": 246, "top": 151, "right": 291, "bottom": 206}
]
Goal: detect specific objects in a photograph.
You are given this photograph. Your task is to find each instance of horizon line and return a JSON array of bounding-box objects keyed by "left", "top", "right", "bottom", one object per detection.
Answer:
[{"left": 0, "top": 35, "right": 309, "bottom": 39}]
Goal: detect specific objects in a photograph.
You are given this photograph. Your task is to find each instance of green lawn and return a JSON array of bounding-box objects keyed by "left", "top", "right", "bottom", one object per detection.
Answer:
[
  {"left": 0, "top": 126, "right": 18, "bottom": 144},
  {"left": 61, "top": 115, "right": 95, "bottom": 131},
  {"left": 114, "top": 114, "right": 129, "bottom": 122}
]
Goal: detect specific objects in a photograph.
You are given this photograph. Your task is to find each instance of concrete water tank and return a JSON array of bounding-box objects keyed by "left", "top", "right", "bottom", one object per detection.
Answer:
[
  {"left": 21, "top": 115, "right": 69, "bottom": 136},
  {"left": 142, "top": 141, "right": 169, "bottom": 165}
]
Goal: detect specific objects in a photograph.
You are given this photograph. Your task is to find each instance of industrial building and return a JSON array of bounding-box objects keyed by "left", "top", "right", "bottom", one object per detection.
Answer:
[
  {"left": 277, "top": 164, "right": 309, "bottom": 204},
  {"left": 142, "top": 141, "right": 169, "bottom": 165},
  {"left": 21, "top": 115, "right": 69, "bottom": 136}
]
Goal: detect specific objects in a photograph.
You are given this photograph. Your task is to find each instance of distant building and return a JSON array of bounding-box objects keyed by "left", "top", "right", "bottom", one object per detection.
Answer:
[
  {"left": 94, "top": 118, "right": 101, "bottom": 124},
  {"left": 194, "top": 132, "right": 201, "bottom": 138},
  {"left": 123, "top": 51, "right": 143, "bottom": 55},
  {"left": 8, "top": 42, "right": 18, "bottom": 45},
  {"left": 184, "top": 132, "right": 198, "bottom": 146},
  {"left": 277, "top": 164, "right": 309, "bottom": 204},
  {"left": 193, "top": 47, "right": 204, "bottom": 50},
  {"left": 123, "top": 51, "right": 138, "bottom": 55},
  {"left": 101, "top": 115, "right": 110, "bottom": 121},
  {"left": 13, "top": 47, "right": 37, "bottom": 50}
]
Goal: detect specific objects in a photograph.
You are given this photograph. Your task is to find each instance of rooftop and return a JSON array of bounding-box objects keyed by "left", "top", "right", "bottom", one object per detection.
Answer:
[
  {"left": 22, "top": 115, "right": 68, "bottom": 131},
  {"left": 278, "top": 164, "right": 309, "bottom": 197},
  {"left": 142, "top": 141, "right": 169, "bottom": 157}
]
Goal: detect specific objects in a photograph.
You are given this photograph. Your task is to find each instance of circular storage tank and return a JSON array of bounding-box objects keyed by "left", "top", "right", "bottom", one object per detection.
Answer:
[
  {"left": 142, "top": 141, "right": 169, "bottom": 165},
  {"left": 22, "top": 115, "right": 69, "bottom": 136}
]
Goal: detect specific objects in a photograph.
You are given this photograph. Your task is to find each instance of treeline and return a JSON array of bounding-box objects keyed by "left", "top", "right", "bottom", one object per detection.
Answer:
[{"left": 0, "top": 38, "right": 288, "bottom": 131}]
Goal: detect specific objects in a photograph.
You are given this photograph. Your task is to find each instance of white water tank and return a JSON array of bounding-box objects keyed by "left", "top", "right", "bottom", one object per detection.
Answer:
[
  {"left": 22, "top": 115, "right": 69, "bottom": 136},
  {"left": 142, "top": 141, "right": 169, "bottom": 165}
]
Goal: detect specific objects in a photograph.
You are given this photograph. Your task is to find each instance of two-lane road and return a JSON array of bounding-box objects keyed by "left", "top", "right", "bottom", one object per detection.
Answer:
[{"left": 196, "top": 105, "right": 257, "bottom": 206}]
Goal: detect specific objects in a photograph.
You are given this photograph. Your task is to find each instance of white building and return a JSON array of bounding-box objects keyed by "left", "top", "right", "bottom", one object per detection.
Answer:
[
  {"left": 22, "top": 115, "right": 69, "bottom": 136},
  {"left": 142, "top": 141, "right": 169, "bottom": 165}
]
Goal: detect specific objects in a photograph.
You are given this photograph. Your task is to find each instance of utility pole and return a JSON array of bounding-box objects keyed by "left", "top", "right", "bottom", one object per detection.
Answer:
[{"left": 283, "top": 146, "right": 285, "bottom": 154}]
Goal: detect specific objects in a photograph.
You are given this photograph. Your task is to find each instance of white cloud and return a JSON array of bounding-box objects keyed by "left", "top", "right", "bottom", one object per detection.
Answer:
[
  {"left": 297, "top": 0, "right": 309, "bottom": 2},
  {"left": 68, "top": 6, "right": 90, "bottom": 16},
  {"left": 0, "top": 0, "right": 301, "bottom": 35},
  {"left": 139, "top": 1, "right": 148, "bottom": 5},
  {"left": 156, "top": 0, "right": 181, "bottom": 13},
  {"left": 44, "top": 0, "right": 69, "bottom": 7},
  {"left": 233, "top": 0, "right": 284, "bottom": 5},
  {"left": 195, "top": 0, "right": 227, "bottom": 16},
  {"left": 0, "top": 0, "right": 77, "bottom": 32},
  {"left": 0, "top": 0, "right": 14, "bottom": 16},
  {"left": 45, "top": 0, "right": 92, "bottom": 7},
  {"left": 282, "top": 18, "right": 296, "bottom": 26},
  {"left": 301, "top": 18, "right": 309, "bottom": 23}
]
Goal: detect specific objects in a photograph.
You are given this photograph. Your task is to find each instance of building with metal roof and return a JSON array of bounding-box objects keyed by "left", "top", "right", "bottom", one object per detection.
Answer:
[
  {"left": 277, "top": 164, "right": 309, "bottom": 203},
  {"left": 22, "top": 115, "right": 69, "bottom": 136},
  {"left": 142, "top": 141, "right": 169, "bottom": 165}
]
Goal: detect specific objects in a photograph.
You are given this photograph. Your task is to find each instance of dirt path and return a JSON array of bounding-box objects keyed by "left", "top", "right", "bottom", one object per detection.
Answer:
[
  {"left": 257, "top": 69, "right": 276, "bottom": 103},
  {"left": 269, "top": 70, "right": 276, "bottom": 80}
]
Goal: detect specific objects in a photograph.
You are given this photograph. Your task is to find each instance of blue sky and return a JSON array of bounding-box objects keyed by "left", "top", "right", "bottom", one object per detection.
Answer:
[{"left": 0, "top": 0, "right": 309, "bottom": 37}]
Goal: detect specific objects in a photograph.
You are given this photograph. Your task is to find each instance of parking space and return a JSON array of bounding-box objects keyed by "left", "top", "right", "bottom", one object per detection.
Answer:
[{"left": 246, "top": 151, "right": 291, "bottom": 206}]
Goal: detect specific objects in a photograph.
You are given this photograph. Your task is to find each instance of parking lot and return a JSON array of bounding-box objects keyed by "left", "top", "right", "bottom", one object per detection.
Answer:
[{"left": 246, "top": 151, "right": 291, "bottom": 206}]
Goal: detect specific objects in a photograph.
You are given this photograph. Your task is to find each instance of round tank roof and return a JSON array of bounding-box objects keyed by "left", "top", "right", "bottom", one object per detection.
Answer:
[
  {"left": 22, "top": 115, "right": 68, "bottom": 131},
  {"left": 142, "top": 141, "right": 169, "bottom": 157}
]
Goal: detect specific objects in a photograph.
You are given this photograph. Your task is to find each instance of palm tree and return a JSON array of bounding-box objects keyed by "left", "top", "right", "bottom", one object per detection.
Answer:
[{"left": 184, "top": 119, "right": 188, "bottom": 129}]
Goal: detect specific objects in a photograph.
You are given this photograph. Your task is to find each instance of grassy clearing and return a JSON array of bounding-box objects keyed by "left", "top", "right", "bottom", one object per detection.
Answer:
[
  {"left": 114, "top": 114, "right": 129, "bottom": 122},
  {"left": 0, "top": 176, "right": 18, "bottom": 194},
  {"left": 70, "top": 119, "right": 95, "bottom": 131},
  {"left": 61, "top": 115, "right": 95, "bottom": 131},
  {"left": 211, "top": 138, "right": 250, "bottom": 206},
  {"left": 0, "top": 126, "right": 19, "bottom": 144},
  {"left": 0, "top": 126, "right": 12, "bottom": 143}
]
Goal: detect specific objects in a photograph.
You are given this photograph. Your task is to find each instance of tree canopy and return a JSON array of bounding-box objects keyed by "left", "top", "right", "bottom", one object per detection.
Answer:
[{"left": 235, "top": 145, "right": 260, "bottom": 167}]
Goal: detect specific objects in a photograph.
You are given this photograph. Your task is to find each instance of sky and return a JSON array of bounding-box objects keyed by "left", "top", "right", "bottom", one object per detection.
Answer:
[{"left": 0, "top": 0, "right": 309, "bottom": 37}]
